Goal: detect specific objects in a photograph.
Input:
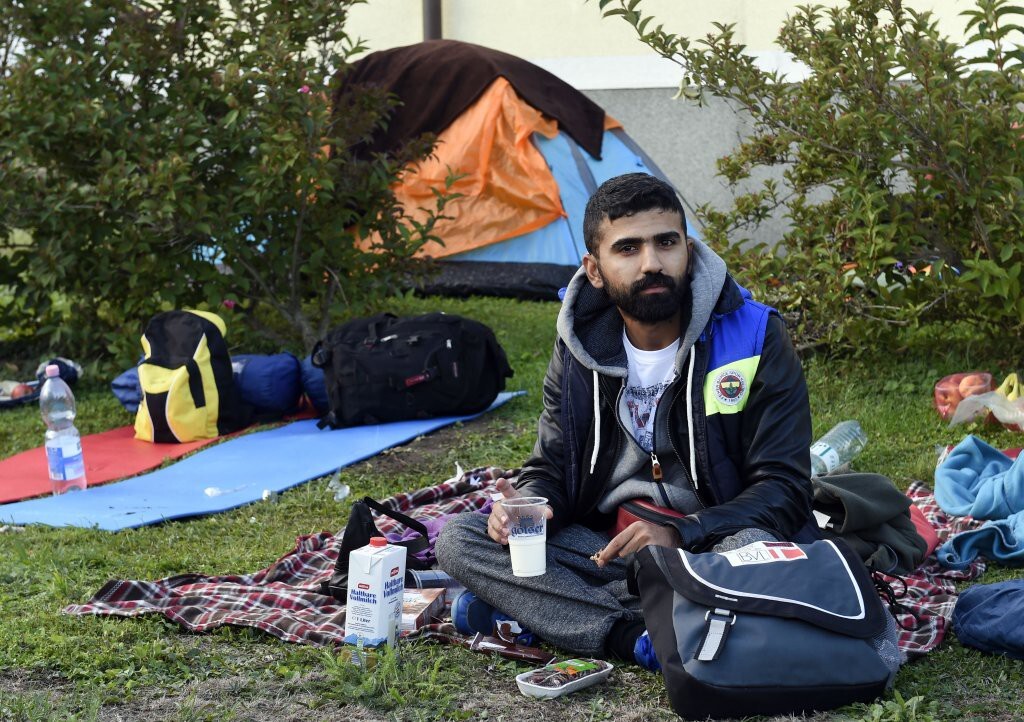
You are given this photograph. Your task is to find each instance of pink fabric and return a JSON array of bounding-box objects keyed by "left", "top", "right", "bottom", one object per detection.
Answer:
[{"left": 909, "top": 504, "right": 940, "bottom": 558}]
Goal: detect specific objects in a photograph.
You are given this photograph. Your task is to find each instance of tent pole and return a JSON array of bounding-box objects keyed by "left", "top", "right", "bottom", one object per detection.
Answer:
[{"left": 423, "top": 0, "right": 442, "bottom": 40}]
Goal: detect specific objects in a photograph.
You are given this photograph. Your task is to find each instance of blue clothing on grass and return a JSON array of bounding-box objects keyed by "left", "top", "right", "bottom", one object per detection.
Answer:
[
  {"left": 935, "top": 435, "right": 1024, "bottom": 519},
  {"left": 935, "top": 435, "right": 1024, "bottom": 569},
  {"left": 952, "top": 579, "right": 1024, "bottom": 659}
]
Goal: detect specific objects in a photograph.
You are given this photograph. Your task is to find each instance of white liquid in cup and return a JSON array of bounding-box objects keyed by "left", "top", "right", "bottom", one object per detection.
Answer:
[
  {"left": 508, "top": 533, "right": 547, "bottom": 577},
  {"left": 503, "top": 496, "right": 548, "bottom": 578}
]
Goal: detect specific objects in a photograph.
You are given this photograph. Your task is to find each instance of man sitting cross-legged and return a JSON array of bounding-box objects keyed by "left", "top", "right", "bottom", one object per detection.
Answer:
[{"left": 436, "top": 172, "right": 818, "bottom": 669}]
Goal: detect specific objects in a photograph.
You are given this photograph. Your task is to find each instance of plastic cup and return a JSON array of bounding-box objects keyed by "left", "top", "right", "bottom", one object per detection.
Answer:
[{"left": 503, "top": 496, "right": 548, "bottom": 577}]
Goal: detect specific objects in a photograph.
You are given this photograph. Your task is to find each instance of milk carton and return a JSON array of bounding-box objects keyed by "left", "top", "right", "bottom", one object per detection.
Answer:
[{"left": 344, "top": 537, "right": 406, "bottom": 647}]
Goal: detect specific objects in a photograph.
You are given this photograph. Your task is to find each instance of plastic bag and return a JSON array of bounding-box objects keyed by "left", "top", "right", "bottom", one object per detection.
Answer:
[
  {"left": 933, "top": 372, "right": 994, "bottom": 421},
  {"left": 948, "top": 392, "right": 1024, "bottom": 431}
]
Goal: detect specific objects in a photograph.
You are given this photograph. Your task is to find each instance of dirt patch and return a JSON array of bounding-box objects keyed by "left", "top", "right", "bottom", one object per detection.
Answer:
[
  {"left": 371, "top": 413, "right": 522, "bottom": 475},
  {"left": 0, "top": 647, "right": 899, "bottom": 722},
  {"left": 0, "top": 661, "right": 671, "bottom": 722},
  {"left": 99, "top": 667, "right": 678, "bottom": 722},
  {"left": 93, "top": 673, "right": 368, "bottom": 722},
  {"left": 0, "top": 668, "right": 74, "bottom": 698}
]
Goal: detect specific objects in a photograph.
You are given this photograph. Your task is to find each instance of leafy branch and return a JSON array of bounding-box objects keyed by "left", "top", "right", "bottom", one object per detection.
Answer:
[{"left": 598, "top": 0, "right": 1024, "bottom": 351}]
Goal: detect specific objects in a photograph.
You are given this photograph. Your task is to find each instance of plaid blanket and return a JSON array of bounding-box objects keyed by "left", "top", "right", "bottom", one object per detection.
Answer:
[
  {"left": 874, "top": 480, "right": 987, "bottom": 658},
  {"left": 64, "top": 467, "right": 508, "bottom": 646},
  {"left": 372, "top": 466, "right": 505, "bottom": 533},
  {"left": 65, "top": 471, "right": 985, "bottom": 658}
]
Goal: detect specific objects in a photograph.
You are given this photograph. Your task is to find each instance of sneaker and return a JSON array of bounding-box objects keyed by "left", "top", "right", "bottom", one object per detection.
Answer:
[
  {"left": 451, "top": 589, "right": 497, "bottom": 636},
  {"left": 633, "top": 630, "right": 661, "bottom": 672},
  {"left": 450, "top": 590, "right": 536, "bottom": 644}
]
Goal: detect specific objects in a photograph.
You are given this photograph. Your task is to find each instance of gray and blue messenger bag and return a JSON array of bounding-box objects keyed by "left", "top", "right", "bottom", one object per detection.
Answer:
[{"left": 633, "top": 539, "right": 901, "bottom": 720}]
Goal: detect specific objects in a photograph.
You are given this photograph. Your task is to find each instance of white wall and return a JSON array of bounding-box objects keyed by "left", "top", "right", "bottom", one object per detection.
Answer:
[{"left": 347, "top": 0, "right": 972, "bottom": 89}]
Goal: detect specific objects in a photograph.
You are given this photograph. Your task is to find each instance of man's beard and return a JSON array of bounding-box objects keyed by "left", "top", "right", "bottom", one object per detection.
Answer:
[{"left": 601, "top": 271, "right": 690, "bottom": 324}]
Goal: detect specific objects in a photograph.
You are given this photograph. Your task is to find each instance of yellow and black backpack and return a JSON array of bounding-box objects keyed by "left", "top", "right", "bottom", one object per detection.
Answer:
[{"left": 134, "top": 310, "right": 248, "bottom": 442}]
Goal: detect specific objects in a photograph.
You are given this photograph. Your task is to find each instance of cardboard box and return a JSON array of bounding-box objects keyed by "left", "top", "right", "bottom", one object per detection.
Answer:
[{"left": 401, "top": 587, "right": 445, "bottom": 633}]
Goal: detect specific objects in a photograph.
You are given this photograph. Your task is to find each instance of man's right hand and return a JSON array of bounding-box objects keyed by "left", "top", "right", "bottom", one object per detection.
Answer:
[{"left": 487, "top": 477, "right": 553, "bottom": 545}]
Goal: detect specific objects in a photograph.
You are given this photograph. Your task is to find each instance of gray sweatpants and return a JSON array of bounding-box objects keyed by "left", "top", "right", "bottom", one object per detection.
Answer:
[
  {"left": 434, "top": 513, "right": 641, "bottom": 656},
  {"left": 435, "top": 513, "right": 779, "bottom": 657}
]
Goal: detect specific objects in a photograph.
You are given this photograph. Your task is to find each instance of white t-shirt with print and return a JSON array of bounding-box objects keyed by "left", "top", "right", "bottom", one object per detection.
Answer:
[{"left": 622, "top": 330, "right": 679, "bottom": 453}]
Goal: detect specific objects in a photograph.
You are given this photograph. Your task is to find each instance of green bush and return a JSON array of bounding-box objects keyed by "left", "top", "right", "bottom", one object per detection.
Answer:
[
  {"left": 601, "top": 0, "right": 1024, "bottom": 352},
  {"left": 0, "top": 0, "right": 445, "bottom": 368}
]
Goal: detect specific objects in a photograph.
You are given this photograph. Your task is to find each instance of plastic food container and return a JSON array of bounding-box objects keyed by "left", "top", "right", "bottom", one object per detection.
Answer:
[{"left": 515, "top": 658, "right": 614, "bottom": 699}]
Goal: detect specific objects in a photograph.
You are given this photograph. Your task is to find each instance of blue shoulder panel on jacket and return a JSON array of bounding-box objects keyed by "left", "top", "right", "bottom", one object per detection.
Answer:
[{"left": 707, "top": 295, "right": 775, "bottom": 371}]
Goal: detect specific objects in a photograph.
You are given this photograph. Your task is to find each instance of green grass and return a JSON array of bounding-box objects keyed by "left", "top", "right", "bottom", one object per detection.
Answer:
[{"left": 1, "top": 294, "right": 1023, "bottom": 721}]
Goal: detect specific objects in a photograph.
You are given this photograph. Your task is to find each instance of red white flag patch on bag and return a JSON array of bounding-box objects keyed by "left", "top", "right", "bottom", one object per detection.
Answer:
[{"left": 720, "top": 541, "right": 808, "bottom": 567}]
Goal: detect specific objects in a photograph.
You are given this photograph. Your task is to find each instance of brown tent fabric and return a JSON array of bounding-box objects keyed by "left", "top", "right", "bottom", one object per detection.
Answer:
[{"left": 334, "top": 39, "right": 608, "bottom": 159}]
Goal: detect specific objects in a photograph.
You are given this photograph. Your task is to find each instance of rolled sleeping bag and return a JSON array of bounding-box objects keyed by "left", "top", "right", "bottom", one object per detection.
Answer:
[
  {"left": 301, "top": 354, "right": 329, "bottom": 415},
  {"left": 111, "top": 366, "right": 142, "bottom": 413},
  {"left": 112, "top": 353, "right": 303, "bottom": 419},
  {"left": 232, "top": 353, "right": 302, "bottom": 418}
]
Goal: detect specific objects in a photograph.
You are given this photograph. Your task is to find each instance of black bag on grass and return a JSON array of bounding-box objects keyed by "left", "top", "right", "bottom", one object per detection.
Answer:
[
  {"left": 310, "top": 312, "right": 513, "bottom": 429},
  {"left": 321, "top": 496, "right": 431, "bottom": 601},
  {"left": 632, "top": 539, "right": 901, "bottom": 720}
]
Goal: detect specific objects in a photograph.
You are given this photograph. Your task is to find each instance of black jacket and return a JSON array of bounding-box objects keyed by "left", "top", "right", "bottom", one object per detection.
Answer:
[{"left": 515, "top": 273, "right": 817, "bottom": 551}]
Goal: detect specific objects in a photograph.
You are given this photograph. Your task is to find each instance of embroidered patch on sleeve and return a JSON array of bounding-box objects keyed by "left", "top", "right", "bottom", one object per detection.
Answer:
[{"left": 713, "top": 369, "right": 746, "bottom": 406}]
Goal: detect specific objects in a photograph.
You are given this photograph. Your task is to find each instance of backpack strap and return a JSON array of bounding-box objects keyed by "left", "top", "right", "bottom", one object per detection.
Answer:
[
  {"left": 184, "top": 358, "right": 206, "bottom": 408},
  {"left": 363, "top": 315, "right": 396, "bottom": 346},
  {"left": 319, "top": 497, "right": 431, "bottom": 600},
  {"left": 361, "top": 496, "right": 430, "bottom": 555}
]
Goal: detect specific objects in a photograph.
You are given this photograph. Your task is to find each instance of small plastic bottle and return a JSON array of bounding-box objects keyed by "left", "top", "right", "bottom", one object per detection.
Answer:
[
  {"left": 809, "top": 420, "right": 867, "bottom": 477},
  {"left": 40, "top": 364, "right": 87, "bottom": 494}
]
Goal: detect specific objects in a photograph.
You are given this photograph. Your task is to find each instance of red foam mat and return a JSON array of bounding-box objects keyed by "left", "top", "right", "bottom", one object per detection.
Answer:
[{"left": 0, "top": 427, "right": 218, "bottom": 504}]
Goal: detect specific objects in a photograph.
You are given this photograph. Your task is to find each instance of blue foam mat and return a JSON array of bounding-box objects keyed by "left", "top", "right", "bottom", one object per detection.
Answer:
[{"left": 1, "top": 392, "right": 522, "bottom": 531}]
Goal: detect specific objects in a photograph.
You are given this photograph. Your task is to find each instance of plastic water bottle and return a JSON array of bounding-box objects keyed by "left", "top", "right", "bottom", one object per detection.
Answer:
[
  {"left": 40, "top": 364, "right": 87, "bottom": 494},
  {"left": 809, "top": 420, "right": 867, "bottom": 477}
]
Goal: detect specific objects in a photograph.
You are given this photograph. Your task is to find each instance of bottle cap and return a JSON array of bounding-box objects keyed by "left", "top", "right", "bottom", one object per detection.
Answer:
[
  {"left": 45, "top": 364, "right": 60, "bottom": 378},
  {"left": 369, "top": 537, "right": 388, "bottom": 548}
]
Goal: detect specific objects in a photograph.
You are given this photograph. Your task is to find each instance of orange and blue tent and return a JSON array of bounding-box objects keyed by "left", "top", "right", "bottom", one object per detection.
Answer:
[{"left": 337, "top": 40, "right": 691, "bottom": 299}]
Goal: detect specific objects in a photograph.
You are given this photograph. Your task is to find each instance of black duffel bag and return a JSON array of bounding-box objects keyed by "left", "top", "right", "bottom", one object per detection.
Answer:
[{"left": 310, "top": 312, "right": 513, "bottom": 428}]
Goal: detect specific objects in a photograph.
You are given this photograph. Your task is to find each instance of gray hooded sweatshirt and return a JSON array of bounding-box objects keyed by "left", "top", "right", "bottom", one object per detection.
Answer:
[{"left": 554, "top": 237, "right": 729, "bottom": 514}]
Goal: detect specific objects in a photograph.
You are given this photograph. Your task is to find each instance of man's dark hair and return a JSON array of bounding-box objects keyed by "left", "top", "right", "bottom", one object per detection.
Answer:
[{"left": 582, "top": 173, "right": 686, "bottom": 255}]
